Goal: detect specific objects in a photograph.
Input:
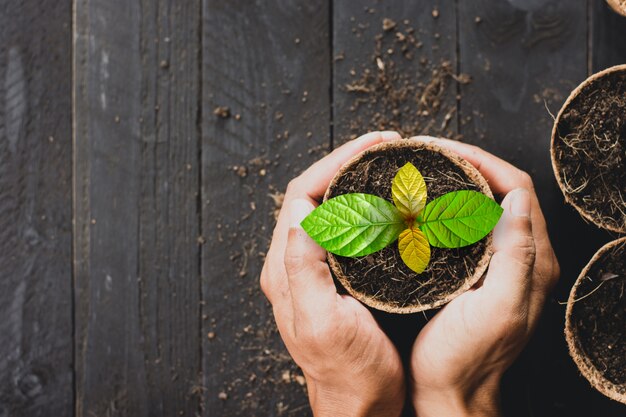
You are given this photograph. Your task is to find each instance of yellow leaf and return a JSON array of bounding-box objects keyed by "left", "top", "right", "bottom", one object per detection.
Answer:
[
  {"left": 392, "top": 162, "right": 427, "bottom": 219},
  {"left": 398, "top": 227, "right": 431, "bottom": 274}
]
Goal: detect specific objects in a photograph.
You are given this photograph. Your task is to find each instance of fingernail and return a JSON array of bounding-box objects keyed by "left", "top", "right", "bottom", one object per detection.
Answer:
[
  {"left": 290, "top": 199, "right": 315, "bottom": 229},
  {"left": 381, "top": 131, "right": 401, "bottom": 141},
  {"left": 510, "top": 188, "right": 531, "bottom": 217},
  {"left": 409, "top": 135, "right": 438, "bottom": 143}
]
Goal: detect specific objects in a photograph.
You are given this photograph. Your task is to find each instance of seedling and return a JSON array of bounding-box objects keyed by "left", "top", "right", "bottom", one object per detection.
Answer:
[{"left": 302, "top": 162, "right": 503, "bottom": 274}]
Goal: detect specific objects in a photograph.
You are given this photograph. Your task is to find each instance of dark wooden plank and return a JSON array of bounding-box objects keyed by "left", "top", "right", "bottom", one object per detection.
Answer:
[
  {"left": 333, "top": 0, "right": 460, "bottom": 145},
  {"left": 332, "top": 3, "right": 460, "bottom": 416},
  {"left": 74, "top": 1, "right": 202, "bottom": 416},
  {"left": 457, "top": 1, "right": 620, "bottom": 416},
  {"left": 573, "top": 1, "right": 626, "bottom": 414},
  {"left": 0, "top": 1, "right": 73, "bottom": 416},
  {"left": 201, "top": 1, "right": 330, "bottom": 415},
  {"left": 591, "top": 0, "right": 626, "bottom": 71}
]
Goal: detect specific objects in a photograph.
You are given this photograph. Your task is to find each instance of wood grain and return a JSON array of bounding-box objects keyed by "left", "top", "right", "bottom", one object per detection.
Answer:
[
  {"left": 591, "top": 0, "right": 626, "bottom": 71},
  {"left": 0, "top": 1, "right": 624, "bottom": 416},
  {"left": 332, "top": 3, "right": 460, "bottom": 416},
  {"left": 0, "top": 1, "right": 73, "bottom": 416},
  {"left": 333, "top": 0, "right": 459, "bottom": 145},
  {"left": 201, "top": 1, "right": 330, "bottom": 415},
  {"left": 574, "top": 1, "right": 626, "bottom": 414},
  {"left": 457, "top": 1, "right": 618, "bottom": 416},
  {"left": 74, "top": 0, "right": 202, "bottom": 415}
]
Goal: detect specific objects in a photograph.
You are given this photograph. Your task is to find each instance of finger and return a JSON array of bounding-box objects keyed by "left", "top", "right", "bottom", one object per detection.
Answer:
[
  {"left": 284, "top": 199, "right": 337, "bottom": 323},
  {"left": 480, "top": 188, "right": 535, "bottom": 312},
  {"left": 285, "top": 130, "right": 401, "bottom": 204},
  {"left": 265, "top": 130, "right": 400, "bottom": 301},
  {"left": 411, "top": 136, "right": 557, "bottom": 285},
  {"left": 410, "top": 136, "right": 532, "bottom": 196},
  {"left": 272, "top": 130, "right": 400, "bottom": 260},
  {"left": 260, "top": 254, "right": 296, "bottom": 339}
]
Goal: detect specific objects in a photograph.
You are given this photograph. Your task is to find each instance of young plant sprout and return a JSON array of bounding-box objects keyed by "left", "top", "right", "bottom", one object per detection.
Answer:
[{"left": 301, "top": 162, "right": 503, "bottom": 274}]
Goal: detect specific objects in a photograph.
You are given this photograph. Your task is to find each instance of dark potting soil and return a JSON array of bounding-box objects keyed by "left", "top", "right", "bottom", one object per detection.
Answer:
[
  {"left": 326, "top": 145, "right": 488, "bottom": 309},
  {"left": 570, "top": 240, "right": 626, "bottom": 385},
  {"left": 554, "top": 70, "right": 626, "bottom": 231}
]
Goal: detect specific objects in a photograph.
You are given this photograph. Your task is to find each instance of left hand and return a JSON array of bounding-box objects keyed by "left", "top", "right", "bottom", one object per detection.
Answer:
[{"left": 260, "top": 131, "right": 407, "bottom": 417}]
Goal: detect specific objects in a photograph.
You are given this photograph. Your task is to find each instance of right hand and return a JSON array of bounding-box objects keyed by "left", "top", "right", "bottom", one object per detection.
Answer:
[{"left": 408, "top": 137, "right": 560, "bottom": 417}]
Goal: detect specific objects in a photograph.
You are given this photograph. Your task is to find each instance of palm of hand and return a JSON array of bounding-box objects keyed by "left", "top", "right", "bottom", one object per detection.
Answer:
[
  {"left": 310, "top": 296, "right": 406, "bottom": 396},
  {"left": 411, "top": 288, "right": 527, "bottom": 392},
  {"left": 289, "top": 296, "right": 406, "bottom": 417}
]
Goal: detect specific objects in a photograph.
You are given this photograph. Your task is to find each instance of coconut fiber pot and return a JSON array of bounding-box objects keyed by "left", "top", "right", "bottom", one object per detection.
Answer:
[
  {"left": 551, "top": 64, "right": 626, "bottom": 234},
  {"left": 565, "top": 237, "right": 626, "bottom": 404},
  {"left": 324, "top": 140, "right": 494, "bottom": 314},
  {"left": 607, "top": 0, "right": 626, "bottom": 16}
]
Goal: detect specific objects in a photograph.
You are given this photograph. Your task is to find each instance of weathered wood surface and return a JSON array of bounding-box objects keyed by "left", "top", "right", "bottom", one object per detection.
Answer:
[
  {"left": 333, "top": 0, "right": 459, "bottom": 145},
  {"left": 0, "top": 1, "right": 73, "bottom": 416},
  {"left": 458, "top": 2, "right": 621, "bottom": 417},
  {"left": 332, "top": 3, "right": 460, "bottom": 416},
  {"left": 201, "top": 1, "right": 330, "bottom": 416},
  {"left": 1, "top": 0, "right": 626, "bottom": 416},
  {"left": 574, "top": 2, "right": 626, "bottom": 415},
  {"left": 592, "top": 0, "right": 626, "bottom": 72},
  {"left": 74, "top": 0, "right": 201, "bottom": 416}
]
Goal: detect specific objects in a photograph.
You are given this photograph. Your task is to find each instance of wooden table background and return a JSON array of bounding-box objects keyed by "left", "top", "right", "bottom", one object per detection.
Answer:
[{"left": 1, "top": 0, "right": 625, "bottom": 416}]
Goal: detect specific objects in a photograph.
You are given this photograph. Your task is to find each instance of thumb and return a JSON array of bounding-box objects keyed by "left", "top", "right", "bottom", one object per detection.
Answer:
[
  {"left": 284, "top": 199, "right": 337, "bottom": 319},
  {"left": 481, "top": 188, "right": 536, "bottom": 307}
]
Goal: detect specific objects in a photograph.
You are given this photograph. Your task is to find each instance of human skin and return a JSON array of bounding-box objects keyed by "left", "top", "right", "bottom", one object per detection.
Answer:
[
  {"left": 408, "top": 136, "right": 560, "bottom": 417},
  {"left": 260, "top": 132, "right": 560, "bottom": 417}
]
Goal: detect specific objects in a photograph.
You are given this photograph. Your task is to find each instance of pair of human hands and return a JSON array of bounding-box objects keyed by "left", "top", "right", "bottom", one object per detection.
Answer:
[{"left": 260, "top": 131, "right": 560, "bottom": 417}]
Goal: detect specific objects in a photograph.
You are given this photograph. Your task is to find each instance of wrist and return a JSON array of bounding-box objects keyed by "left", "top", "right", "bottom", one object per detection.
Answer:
[
  {"left": 413, "top": 382, "right": 501, "bottom": 417},
  {"left": 309, "top": 378, "right": 404, "bottom": 417}
]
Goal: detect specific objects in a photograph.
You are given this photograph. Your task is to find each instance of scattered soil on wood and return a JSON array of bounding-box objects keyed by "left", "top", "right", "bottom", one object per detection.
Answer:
[
  {"left": 326, "top": 142, "right": 490, "bottom": 312},
  {"left": 214, "top": 106, "right": 231, "bottom": 118},
  {"left": 341, "top": 18, "right": 470, "bottom": 140},
  {"left": 217, "top": 10, "right": 475, "bottom": 414},
  {"left": 567, "top": 238, "right": 626, "bottom": 401},
  {"left": 552, "top": 67, "right": 626, "bottom": 232},
  {"left": 205, "top": 309, "right": 309, "bottom": 415}
]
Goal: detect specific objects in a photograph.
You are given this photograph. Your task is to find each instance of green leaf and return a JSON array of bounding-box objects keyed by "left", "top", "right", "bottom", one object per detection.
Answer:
[
  {"left": 301, "top": 193, "right": 406, "bottom": 257},
  {"left": 417, "top": 190, "right": 503, "bottom": 248},
  {"left": 398, "top": 227, "right": 431, "bottom": 274},
  {"left": 392, "top": 162, "right": 427, "bottom": 219}
]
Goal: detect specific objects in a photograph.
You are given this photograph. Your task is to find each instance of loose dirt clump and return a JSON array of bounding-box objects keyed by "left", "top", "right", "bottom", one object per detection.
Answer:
[
  {"left": 214, "top": 106, "right": 231, "bottom": 118},
  {"left": 341, "top": 18, "right": 470, "bottom": 140}
]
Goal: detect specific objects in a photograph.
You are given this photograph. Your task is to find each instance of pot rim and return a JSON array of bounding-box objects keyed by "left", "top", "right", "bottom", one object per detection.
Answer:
[
  {"left": 550, "top": 64, "right": 626, "bottom": 234},
  {"left": 564, "top": 236, "right": 626, "bottom": 404},
  {"left": 324, "top": 139, "right": 494, "bottom": 314}
]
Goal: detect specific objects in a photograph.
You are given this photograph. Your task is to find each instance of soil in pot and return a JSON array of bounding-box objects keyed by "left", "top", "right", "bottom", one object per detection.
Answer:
[
  {"left": 325, "top": 140, "right": 493, "bottom": 313},
  {"left": 565, "top": 237, "right": 626, "bottom": 404},
  {"left": 551, "top": 65, "right": 626, "bottom": 233}
]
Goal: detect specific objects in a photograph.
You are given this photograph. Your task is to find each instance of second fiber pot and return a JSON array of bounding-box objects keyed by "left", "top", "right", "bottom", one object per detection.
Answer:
[
  {"left": 321, "top": 140, "right": 496, "bottom": 314},
  {"left": 565, "top": 237, "right": 626, "bottom": 404},
  {"left": 551, "top": 64, "right": 626, "bottom": 233},
  {"left": 607, "top": 0, "right": 626, "bottom": 16}
]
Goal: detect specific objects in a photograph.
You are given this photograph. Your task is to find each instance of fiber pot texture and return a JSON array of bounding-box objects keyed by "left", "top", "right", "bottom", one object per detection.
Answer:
[
  {"left": 565, "top": 237, "right": 626, "bottom": 405},
  {"left": 324, "top": 140, "right": 494, "bottom": 314},
  {"left": 551, "top": 64, "right": 626, "bottom": 234},
  {"left": 607, "top": 0, "right": 626, "bottom": 16}
]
